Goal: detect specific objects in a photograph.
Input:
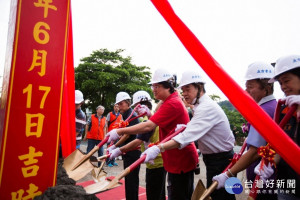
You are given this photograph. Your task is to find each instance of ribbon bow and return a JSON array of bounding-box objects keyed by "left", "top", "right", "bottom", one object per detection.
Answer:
[
  {"left": 112, "top": 120, "right": 129, "bottom": 128},
  {"left": 257, "top": 144, "right": 276, "bottom": 170}
]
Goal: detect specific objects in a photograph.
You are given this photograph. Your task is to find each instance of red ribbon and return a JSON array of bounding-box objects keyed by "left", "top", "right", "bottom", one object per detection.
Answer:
[{"left": 148, "top": 142, "right": 159, "bottom": 148}]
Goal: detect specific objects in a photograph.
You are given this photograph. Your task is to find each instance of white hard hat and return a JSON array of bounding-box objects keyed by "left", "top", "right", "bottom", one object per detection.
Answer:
[
  {"left": 177, "top": 70, "right": 206, "bottom": 88},
  {"left": 244, "top": 62, "right": 274, "bottom": 81},
  {"left": 132, "top": 91, "right": 151, "bottom": 106},
  {"left": 115, "top": 92, "right": 131, "bottom": 104},
  {"left": 75, "top": 90, "right": 84, "bottom": 104},
  {"left": 148, "top": 69, "right": 173, "bottom": 84},
  {"left": 269, "top": 54, "right": 300, "bottom": 83}
]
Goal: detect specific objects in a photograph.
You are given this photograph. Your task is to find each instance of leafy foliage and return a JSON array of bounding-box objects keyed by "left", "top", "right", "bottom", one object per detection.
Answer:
[
  {"left": 218, "top": 100, "right": 248, "bottom": 137},
  {"left": 209, "top": 94, "right": 221, "bottom": 102},
  {"left": 218, "top": 100, "right": 236, "bottom": 111},
  {"left": 75, "top": 49, "right": 152, "bottom": 114}
]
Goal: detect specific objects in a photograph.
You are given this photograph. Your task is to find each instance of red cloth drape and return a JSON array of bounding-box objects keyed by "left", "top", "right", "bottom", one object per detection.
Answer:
[{"left": 60, "top": 5, "right": 76, "bottom": 158}]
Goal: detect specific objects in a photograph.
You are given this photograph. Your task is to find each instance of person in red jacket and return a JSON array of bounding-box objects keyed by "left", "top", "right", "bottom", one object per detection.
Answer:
[{"left": 84, "top": 105, "right": 107, "bottom": 166}]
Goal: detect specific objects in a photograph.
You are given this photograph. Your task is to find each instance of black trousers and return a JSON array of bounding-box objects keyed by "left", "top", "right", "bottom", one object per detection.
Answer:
[
  {"left": 146, "top": 167, "right": 167, "bottom": 200},
  {"left": 123, "top": 150, "right": 141, "bottom": 200},
  {"left": 203, "top": 150, "right": 236, "bottom": 200},
  {"left": 167, "top": 170, "right": 194, "bottom": 200}
]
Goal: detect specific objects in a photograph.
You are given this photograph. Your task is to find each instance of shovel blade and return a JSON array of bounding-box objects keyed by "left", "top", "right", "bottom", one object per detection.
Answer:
[
  {"left": 84, "top": 177, "right": 122, "bottom": 194},
  {"left": 63, "top": 149, "right": 85, "bottom": 171},
  {"left": 91, "top": 167, "right": 107, "bottom": 182},
  {"left": 192, "top": 179, "right": 211, "bottom": 200},
  {"left": 63, "top": 149, "right": 95, "bottom": 181}
]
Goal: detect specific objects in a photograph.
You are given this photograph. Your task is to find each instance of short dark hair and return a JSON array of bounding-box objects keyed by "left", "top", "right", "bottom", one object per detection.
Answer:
[
  {"left": 255, "top": 79, "right": 274, "bottom": 96},
  {"left": 159, "top": 81, "right": 175, "bottom": 94},
  {"left": 125, "top": 99, "right": 131, "bottom": 106},
  {"left": 192, "top": 83, "right": 206, "bottom": 93}
]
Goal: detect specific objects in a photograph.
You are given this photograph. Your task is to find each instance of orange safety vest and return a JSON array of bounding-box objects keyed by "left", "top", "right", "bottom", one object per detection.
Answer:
[
  {"left": 108, "top": 112, "right": 122, "bottom": 132},
  {"left": 87, "top": 114, "right": 106, "bottom": 140}
]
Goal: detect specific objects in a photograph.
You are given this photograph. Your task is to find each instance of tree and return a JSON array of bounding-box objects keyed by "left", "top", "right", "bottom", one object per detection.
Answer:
[
  {"left": 218, "top": 100, "right": 236, "bottom": 111},
  {"left": 75, "top": 49, "right": 152, "bottom": 114},
  {"left": 221, "top": 106, "right": 247, "bottom": 138},
  {"left": 209, "top": 94, "right": 221, "bottom": 102},
  {"left": 217, "top": 100, "right": 248, "bottom": 138},
  {"left": 209, "top": 97, "right": 248, "bottom": 138}
]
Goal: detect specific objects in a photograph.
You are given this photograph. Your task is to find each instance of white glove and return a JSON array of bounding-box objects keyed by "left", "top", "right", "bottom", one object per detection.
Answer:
[
  {"left": 254, "top": 162, "right": 274, "bottom": 182},
  {"left": 175, "top": 124, "right": 187, "bottom": 132},
  {"left": 141, "top": 145, "right": 160, "bottom": 164},
  {"left": 136, "top": 105, "right": 151, "bottom": 117},
  {"left": 107, "top": 144, "right": 116, "bottom": 154},
  {"left": 109, "top": 148, "right": 122, "bottom": 160},
  {"left": 285, "top": 95, "right": 300, "bottom": 106},
  {"left": 212, "top": 172, "right": 229, "bottom": 189},
  {"left": 285, "top": 95, "right": 300, "bottom": 120},
  {"left": 107, "top": 129, "right": 121, "bottom": 143}
]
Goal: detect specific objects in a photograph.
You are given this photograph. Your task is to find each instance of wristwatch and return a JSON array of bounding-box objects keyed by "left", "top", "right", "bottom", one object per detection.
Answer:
[{"left": 159, "top": 144, "right": 165, "bottom": 152}]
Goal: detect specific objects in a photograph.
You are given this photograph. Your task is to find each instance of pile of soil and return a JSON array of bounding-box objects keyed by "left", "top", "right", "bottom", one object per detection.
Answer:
[{"left": 34, "top": 159, "right": 99, "bottom": 200}]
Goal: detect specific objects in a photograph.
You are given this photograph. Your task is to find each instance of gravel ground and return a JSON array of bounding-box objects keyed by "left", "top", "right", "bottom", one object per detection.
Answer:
[{"left": 77, "top": 141, "right": 247, "bottom": 199}]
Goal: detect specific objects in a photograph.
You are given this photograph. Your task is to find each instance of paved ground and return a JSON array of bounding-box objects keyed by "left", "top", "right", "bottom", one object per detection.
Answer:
[{"left": 77, "top": 141, "right": 247, "bottom": 199}]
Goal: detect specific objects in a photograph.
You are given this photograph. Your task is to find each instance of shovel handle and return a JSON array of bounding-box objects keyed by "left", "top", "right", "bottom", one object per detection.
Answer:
[
  {"left": 97, "top": 154, "right": 109, "bottom": 161},
  {"left": 97, "top": 136, "right": 109, "bottom": 148},
  {"left": 248, "top": 175, "right": 260, "bottom": 199},
  {"left": 124, "top": 104, "right": 141, "bottom": 122},
  {"left": 274, "top": 100, "right": 285, "bottom": 124},
  {"left": 161, "top": 126, "right": 186, "bottom": 143},
  {"left": 111, "top": 126, "right": 186, "bottom": 181},
  {"left": 127, "top": 112, "right": 147, "bottom": 123},
  {"left": 127, "top": 127, "right": 186, "bottom": 171},
  {"left": 278, "top": 104, "right": 297, "bottom": 128},
  {"left": 71, "top": 137, "right": 109, "bottom": 171},
  {"left": 224, "top": 138, "right": 248, "bottom": 171},
  {"left": 128, "top": 154, "right": 146, "bottom": 172},
  {"left": 93, "top": 105, "right": 143, "bottom": 149}
]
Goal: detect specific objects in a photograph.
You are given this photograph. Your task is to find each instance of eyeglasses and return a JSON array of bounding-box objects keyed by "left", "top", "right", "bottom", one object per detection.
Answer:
[
  {"left": 117, "top": 101, "right": 125, "bottom": 106},
  {"left": 151, "top": 84, "right": 162, "bottom": 90}
]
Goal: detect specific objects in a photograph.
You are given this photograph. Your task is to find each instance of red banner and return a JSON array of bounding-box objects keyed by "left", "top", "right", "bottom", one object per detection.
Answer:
[{"left": 0, "top": 0, "right": 70, "bottom": 199}]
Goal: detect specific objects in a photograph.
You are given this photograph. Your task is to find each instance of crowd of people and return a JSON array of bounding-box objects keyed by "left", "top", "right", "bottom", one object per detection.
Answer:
[{"left": 73, "top": 54, "right": 300, "bottom": 200}]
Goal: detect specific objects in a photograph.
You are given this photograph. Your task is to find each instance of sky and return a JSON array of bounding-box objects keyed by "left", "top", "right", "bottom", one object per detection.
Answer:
[{"left": 1, "top": 0, "right": 300, "bottom": 101}]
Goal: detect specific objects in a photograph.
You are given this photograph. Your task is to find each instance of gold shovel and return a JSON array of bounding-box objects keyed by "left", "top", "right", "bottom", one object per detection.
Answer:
[
  {"left": 63, "top": 152, "right": 108, "bottom": 181},
  {"left": 84, "top": 126, "right": 187, "bottom": 194},
  {"left": 63, "top": 137, "right": 109, "bottom": 181},
  {"left": 191, "top": 179, "right": 211, "bottom": 200},
  {"left": 85, "top": 153, "right": 146, "bottom": 194},
  {"left": 91, "top": 159, "right": 108, "bottom": 183},
  {"left": 63, "top": 148, "right": 96, "bottom": 181}
]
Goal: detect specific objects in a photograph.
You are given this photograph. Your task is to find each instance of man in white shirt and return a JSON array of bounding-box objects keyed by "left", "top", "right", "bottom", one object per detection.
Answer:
[{"left": 142, "top": 70, "right": 236, "bottom": 200}]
